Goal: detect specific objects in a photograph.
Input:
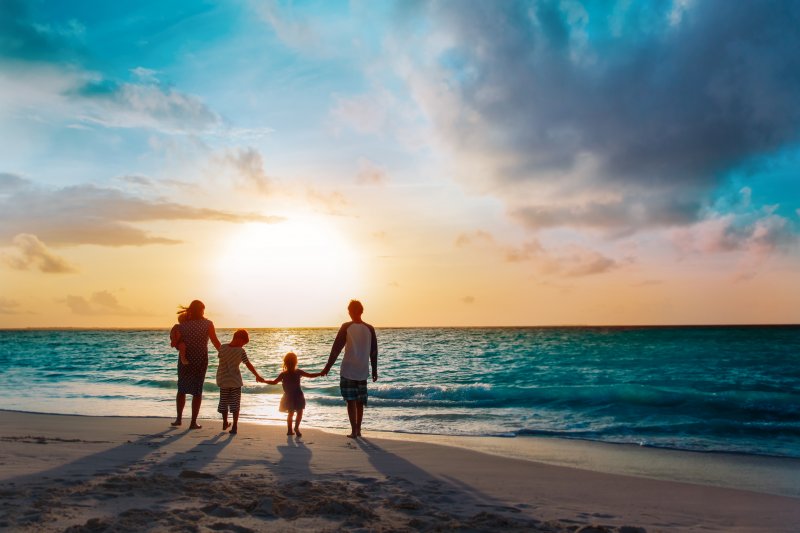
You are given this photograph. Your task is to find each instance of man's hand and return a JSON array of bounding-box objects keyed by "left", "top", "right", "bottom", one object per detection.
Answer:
[
  {"left": 320, "top": 368, "right": 329, "bottom": 377},
  {"left": 372, "top": 371, "right": 378, "bottom": 383}
]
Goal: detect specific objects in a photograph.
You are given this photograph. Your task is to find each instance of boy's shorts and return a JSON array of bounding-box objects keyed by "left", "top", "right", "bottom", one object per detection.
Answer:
[
  {"left": 340, "top": 377, "right": 368, "bottom": 405},
  {"left": 218, "top": 387, "right": 242, "bottom": 414}
]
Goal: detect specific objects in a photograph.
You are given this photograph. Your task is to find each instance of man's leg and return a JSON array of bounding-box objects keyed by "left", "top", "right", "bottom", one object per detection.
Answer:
[
  {"left": 356, "top": 401, "right": 364, "bottom": 436},
  {"left": 172, "top": 392, "right": 186, "bottom": 426},
  {"left": 189, "top": 393, "right": 203, "bottom": 429},
  {"left": 346, "top": 400, "right": 358, "bottom": 438}
]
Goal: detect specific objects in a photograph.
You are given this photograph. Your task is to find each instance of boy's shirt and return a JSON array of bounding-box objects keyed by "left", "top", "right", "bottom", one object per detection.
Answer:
[{"left": 216, "top": 344, "right": 249, "bottom": 388}]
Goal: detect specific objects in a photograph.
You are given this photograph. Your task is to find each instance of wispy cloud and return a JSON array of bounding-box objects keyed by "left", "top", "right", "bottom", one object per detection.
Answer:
[
  {"left": 59, "top": 291, "right": 152, "bottom": 316},
  {"left": 455, "top": 230, "right": 622, "bottom": 278},
  {"left": 0, "top": 175, "right": 282, "bottom": 247},
  {"left": 0, "top": 297, "right": 22, "bottom": 315},
  {"left": 218, "top": 147, "right": 273, "bottom": 194},
  {"left": 2, "top": 233, "right": 76, "bottom": 273},
  {"left": 356, "top": 157, "right": 389, "bottom": 186}
]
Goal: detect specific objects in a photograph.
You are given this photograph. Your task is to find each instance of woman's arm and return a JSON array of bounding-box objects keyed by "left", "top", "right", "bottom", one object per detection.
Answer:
[{"left": 208, "top": 322, "right": 222, "bottom": 350}]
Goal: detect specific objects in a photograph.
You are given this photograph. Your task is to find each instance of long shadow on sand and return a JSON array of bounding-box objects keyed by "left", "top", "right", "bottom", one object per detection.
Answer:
[{"left": 355, "top": 436, "right": 537, "bottom": 524}]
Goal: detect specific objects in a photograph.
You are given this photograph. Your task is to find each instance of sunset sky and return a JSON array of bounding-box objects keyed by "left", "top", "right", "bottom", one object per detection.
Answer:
[{"left": 1, "top": 0, "right": 799, "bottom": 328}]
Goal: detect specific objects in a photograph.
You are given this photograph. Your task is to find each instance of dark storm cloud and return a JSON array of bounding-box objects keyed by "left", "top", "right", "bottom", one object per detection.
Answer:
[{"left": 423, "top": 0, "right": 800, "bottom": 230}]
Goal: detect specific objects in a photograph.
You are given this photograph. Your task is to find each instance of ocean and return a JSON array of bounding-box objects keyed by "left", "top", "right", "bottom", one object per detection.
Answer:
[{"left": 1, "top": 326, "right": 798, "bottom": 458}]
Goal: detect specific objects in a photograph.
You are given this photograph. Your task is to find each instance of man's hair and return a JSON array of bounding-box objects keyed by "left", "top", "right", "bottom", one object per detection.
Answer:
[
  {"left": 348, "top": 299, "right": 364, "bottom": 314},
  {"left": 232, "top": 329, "right": 249, "bottom": 343}
]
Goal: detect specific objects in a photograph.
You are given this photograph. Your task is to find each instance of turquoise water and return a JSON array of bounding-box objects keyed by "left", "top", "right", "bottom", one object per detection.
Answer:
[{"left": 0, "top": 327, "right": 798, "bottom": 458}]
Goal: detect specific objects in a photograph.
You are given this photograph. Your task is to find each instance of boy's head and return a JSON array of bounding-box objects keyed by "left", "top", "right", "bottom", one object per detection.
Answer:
[
  {"left": 231, "top": 329, "right": 249, "bottom": 346},
  {"left": 347, "top": 299, "right": 364, "bottom": 320}
]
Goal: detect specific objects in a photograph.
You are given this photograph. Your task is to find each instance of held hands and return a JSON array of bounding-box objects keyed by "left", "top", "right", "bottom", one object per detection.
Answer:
[{"left": 372, "top": 371, "right": 378, "bottom": 383}]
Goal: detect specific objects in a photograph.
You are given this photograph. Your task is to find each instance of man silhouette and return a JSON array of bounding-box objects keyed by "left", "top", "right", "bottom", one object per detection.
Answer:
[{"left": 322, "top": 300, "right": 378, "bottom": 438}]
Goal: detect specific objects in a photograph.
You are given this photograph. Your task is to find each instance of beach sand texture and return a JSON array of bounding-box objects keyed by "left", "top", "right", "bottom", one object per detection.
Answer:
[{"left": 1, "top": 411, "right": 799, "bottom": 532}]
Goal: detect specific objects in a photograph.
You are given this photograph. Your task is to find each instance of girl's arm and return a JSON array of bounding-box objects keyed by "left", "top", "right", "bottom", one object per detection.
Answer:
[
  {"left": 208, "top": 322, "right": 222, "bottom": 351},
  {"left": 299, "top": 369, "right": 322, "bottom": 378},
  {"left": 258, "top": 372, "right": 283, "bottom": 385}
]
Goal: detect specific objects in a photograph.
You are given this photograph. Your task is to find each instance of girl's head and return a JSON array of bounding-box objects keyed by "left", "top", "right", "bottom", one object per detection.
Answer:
[
  {"left": 283, "top": 352, "right": 298, "bottom": 373},
  {"left": 178, "top": 300, "right": 205, "bottom": 320}
]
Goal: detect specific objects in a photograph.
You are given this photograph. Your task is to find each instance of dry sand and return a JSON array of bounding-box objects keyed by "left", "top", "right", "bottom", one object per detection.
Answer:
[{"left": 1, "top": 410, "right": 798, "bottom": 532}]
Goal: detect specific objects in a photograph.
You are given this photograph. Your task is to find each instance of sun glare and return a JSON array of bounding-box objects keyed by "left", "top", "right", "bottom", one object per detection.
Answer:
[{"left": 213, "top": 217, "right": 365, "bottom": 327}]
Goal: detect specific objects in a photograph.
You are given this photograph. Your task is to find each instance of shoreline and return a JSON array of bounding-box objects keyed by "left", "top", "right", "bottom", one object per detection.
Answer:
[
  {"left": 4, "top": 408, "right": 800, "bottom": 499},
  {"left": 2, "top": 411, "right": 799, "bottom": 532}
]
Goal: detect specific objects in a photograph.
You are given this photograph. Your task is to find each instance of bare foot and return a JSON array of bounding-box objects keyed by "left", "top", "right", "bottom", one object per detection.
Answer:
[
  {"left": 287, "top": 431, "right": 294, "bottom": 436},
  {"left": 295, "top": 429, "right": 302, "bottom": 438},
  {"left": 229, "top": 428, "right": 237, "bottom": 435},
  {"left": 189, "top": 423, "right": 202, "bottom": 430},
  {"left": 346, "top": 433, "right": 357, "bottom": 439},
  {"left": 170, "top": 420, "right": 182, "bottom": 427},
  {"left": 222, "top": 422, "right": 230, "bottom": 431}
]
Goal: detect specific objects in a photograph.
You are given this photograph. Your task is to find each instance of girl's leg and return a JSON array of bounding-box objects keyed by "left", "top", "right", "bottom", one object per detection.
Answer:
[
  {"left": 230, "top": 411, "right": 239, "bottom": 434},
  {"left": 286, "top": 411, "right": 294, "bottom": 435},
  {"left": 172, "top": 392, "right": 186, "bottom": 426},
  {"left": 294, "top": 409, "right": 303, "bottom": 437},
  {"left": 189, "top": 393, "right": 203, "bottom": 429}
]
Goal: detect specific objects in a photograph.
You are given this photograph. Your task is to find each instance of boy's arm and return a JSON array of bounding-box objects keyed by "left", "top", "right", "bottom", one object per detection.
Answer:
[
  {"left": 243, "top": 359, "right": 263, "bottom": 382},
  {"left": 322, "top": 323, "right": 348, "bottom": 376}
]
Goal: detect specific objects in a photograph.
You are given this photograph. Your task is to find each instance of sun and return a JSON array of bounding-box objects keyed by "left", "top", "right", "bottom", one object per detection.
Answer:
[{"left": 213, "top": 217, "right": 365, "bottom": 327}]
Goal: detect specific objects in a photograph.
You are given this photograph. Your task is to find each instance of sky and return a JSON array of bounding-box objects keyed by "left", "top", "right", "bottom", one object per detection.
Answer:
[{"left": 1, "top": 0, "right": 799, "bottom": 328}]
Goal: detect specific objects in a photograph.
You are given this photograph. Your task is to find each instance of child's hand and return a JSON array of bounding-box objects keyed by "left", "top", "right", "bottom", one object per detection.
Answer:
[
  {"left": 180, "top": 357, "right": 189, "bottom": 366},
  {"left": 256, "top": 376, "right": 264, "bottom": 383}
]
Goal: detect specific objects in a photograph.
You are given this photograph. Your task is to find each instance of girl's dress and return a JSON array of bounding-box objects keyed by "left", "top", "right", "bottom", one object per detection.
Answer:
[
  {"left": 176, "top": 318, "right": 212, "bottom": 396},
  {"left": 279, "top": 371, "right": 306, "bottom": 412}
]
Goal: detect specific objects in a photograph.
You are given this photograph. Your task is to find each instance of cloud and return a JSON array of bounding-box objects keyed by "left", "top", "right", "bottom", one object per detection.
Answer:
[
  {"left": 306, "top": 187, "right": 349, "bottom": 216},
  {"left": 0, "top": 297, "right": 21, "bottom": 314},
  {"left": 60, "top": 291, "right": 151, "bottom": 316},
  {"left": 3, "top": 233, "right": 76, "bottom": 273},
  {"left": 399, "top": 1, "right": 800, "bottom": 233},
  {"left": 219, "top": 147, "right": 272, "bottom": 194},
  {"left": 356, "top": 157, "right": 389, "bottom": 186},
  {"left": 455, "top": 230, "right": 621, "bottom": 277},
  {"left": 0, "top": 174, "right": 282, "bottom": 247}
]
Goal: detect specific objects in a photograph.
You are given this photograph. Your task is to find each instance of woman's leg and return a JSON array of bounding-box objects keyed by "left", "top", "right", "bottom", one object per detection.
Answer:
[
  {"left": 189, "top": 393, "right": 203, "bottom": 429},
  {"left": 172, "top": 392, "right": 186, "bottom": 426}
]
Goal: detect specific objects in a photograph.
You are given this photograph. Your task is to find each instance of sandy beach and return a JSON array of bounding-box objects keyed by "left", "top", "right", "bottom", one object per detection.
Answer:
[{"left": 1, "top": 411, "right": 798, "bottom": 532}]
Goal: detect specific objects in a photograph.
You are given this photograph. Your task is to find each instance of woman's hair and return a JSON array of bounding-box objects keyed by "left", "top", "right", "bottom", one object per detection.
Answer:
[
  {"left": 178, "top": 300, "right": 205, "bottom": 320},
  {"left": 283, "top": 352, "right": 298, "bottom": 373}
]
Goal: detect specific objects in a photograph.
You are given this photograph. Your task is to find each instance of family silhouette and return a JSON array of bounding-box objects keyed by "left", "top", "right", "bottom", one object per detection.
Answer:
[{"left": 169, "top": 299, "right": 378, "bottom": 438}]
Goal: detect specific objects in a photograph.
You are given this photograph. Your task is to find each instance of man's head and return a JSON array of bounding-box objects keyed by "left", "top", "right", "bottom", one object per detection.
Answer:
[{"left": 347, "top": 299, "right": 364, "bottom": 321}]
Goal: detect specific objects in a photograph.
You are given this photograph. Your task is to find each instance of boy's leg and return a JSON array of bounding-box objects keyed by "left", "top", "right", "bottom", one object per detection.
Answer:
[
  {"left": 286, "top": 411, "right": 295, "bottom": 435},
  {"left": 294, "top": 409, "right": 303, "bottom": 437},
  {"left": 229, "top": 388, "right": 241, "bottom": 434},
  {"left": 230, "top": 411, "right": 239, "bottom": 434},
  {"left": 218, "top": 389, "right": 230, "bottom": 430},
  {"left": 172, "top": 392, "right": 185, "bottom": 426},
  {"left": 189, "top": 393, "right": 203, "bottom": 429},
  {"left": 346, "top": 400, "right": 358, "bottom": 438}
]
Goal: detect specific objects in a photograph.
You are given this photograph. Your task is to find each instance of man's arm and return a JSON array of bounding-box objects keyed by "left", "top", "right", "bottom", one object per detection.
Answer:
[
  {"left": 368, "top": 324, "right": 378, "bottom": 382},
  {"left": 322, "top": 323, "right": 349, "bottom": 376}
]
